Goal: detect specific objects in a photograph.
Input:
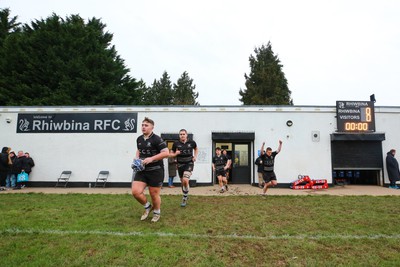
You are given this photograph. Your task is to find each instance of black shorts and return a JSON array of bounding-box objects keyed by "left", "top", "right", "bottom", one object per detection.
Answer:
[
  {"left": 263, "top": 171, "right": 277, "bottom": 183},
  {"left": 177, "top": 162, "right": 194, "bottom": 178},
  {"left": 132, "top": 168, "right": 164, "bottom": 187},
  {"left": 215, "top": 169, "right": 226, "bottom": 177}
]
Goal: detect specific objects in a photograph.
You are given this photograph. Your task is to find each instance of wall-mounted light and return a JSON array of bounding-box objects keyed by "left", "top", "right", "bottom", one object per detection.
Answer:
[
  {"left": 286, "top": 120, "right": 293, "bottom": 127},
  {"left": 6, "top": 118, "right": 12, "bottom": 123}
]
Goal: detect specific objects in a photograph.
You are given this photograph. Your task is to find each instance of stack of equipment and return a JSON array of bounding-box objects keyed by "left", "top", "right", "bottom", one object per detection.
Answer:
[{"left": 291, "top": 175, "right": 328, "bottom": 190}]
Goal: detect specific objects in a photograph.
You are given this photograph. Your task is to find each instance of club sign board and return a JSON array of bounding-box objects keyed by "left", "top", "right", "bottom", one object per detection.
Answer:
[
  {"left": 336, "top": 101, "right": 375, "bottom": 132},
  {"left": 17, "top": 113, "right": 138, "bottom": 133}
]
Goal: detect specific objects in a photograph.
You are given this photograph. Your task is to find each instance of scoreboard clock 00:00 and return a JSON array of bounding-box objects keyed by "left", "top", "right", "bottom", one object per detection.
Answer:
[{"left": 336, "top": 101, "right": 376, "bottom": 132}]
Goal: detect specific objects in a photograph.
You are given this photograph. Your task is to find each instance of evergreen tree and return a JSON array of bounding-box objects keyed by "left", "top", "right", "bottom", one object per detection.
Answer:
[
  {"left": 239, "top": 42, "right": 292, "bottom": 105},
  {"left": 136, "top": 79, "right": 148, "bottom": 104},
  {"left": 173, "top": 71, "right": 199, "bottom": 105},
  {"left": 142, "top": 79, "right": 158, "bottom": 105},
  {"left": 142, "top": 71, "right": 174, "bottom": 105},
  {"left": 0, "top": 11, "right": 141, "bottom": 106},
  {"left": 157, "top": 71, "right": 174, "bottom": 105},
  {"left": 0, "top": 9, "right": 20, "bottom": 105},
  {"left": 0, "top": 8, "right": 20, "bottom": 44}
]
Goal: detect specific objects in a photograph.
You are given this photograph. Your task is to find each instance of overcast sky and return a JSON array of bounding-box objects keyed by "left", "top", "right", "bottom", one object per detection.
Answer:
[{"left": 2, "top": 0, "right": 400, "bottom": 106}]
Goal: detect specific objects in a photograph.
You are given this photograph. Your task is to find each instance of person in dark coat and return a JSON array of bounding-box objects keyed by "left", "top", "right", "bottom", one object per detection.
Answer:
[
  {"left": 7, "top": 151, "right": 18, "bottom": 188},
  {"left": 0, "top": 147, "right": 11, "bottom": 188},
  {"left": 168, "top": 149, "right": 177, "bottom": 188},
  {"left": 386, "top": 149, "right": 400, "bottom": 189},
  {"left": 255, "top": 151, "right": 265, "bottom": 188},
  {"left": 24, "top": 152, "right": 35, "bottom": 175},
  {"left": 14, "top": 151, "right": 29, "bottom": 189}
]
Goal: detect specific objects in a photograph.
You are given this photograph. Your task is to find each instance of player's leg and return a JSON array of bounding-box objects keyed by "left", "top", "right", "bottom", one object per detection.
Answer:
[
  {"left": 182, "top": 171, "right": 191, "bottom": 189},
  {"left": 263, "top": 173, "right": 277, "bottom": 195},
  {"left": 148, "top": 186, "right": 161, "bottom": 210},
  {"left": 132, "top": 179, "right": 153, "bottom": 220},
  {"left": 269, "top": 172, "right": 278, "bottom": 188},
  {"left": 218, "top": 172, "right": 226, "bottom": 193},
  {"left": 148, "top": 186, "right": 161, "bottom": 222},
  {"left": 262, "top": 173, "right": 271, "bottom": 195},
  {"left": 217, "top": 174, "right": 223, "bottom": 192},
  {"left": 177, "top": 165, "right": 189, "bottom": 206},
  {"left": 131, "top": 180, "right": 148, "bottom": 205},
  {"left": 225, "top": 171, "right": 229, "bottom": 191},
  {"left": 262, "top": 182, "right": 270, "bottom": 195},
  {"left": 258, "top": 172, "right": 264, "bottom": 188},
  {"left": 222, "top": 173, "right": 228, "bottom": 191},
  {"left": 147, "top": 168, "right": 164, "bottom": 222},
  {"left": 181, "top": 171, "right": 191, "bottom": 207}
]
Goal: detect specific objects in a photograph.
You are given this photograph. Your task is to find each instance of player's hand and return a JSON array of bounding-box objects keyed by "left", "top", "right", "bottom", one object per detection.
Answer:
[
  {"left": 142, "top": 157, "right": 152, "bottom": 165},
  {"left": 279, "top": 140, "right": 283, "bottom": 144},
  {"left": 176, "top": 150, "right": 181, "bottom": 155},
  {"left": 193, "top": 156, "right": 197, "bottom": 162}
]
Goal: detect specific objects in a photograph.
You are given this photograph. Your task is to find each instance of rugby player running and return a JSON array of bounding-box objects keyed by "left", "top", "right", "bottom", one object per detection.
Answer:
[
  {"left": 131, "top": 117, "right": 169, "bottom": 222},
  {"left": 212, "top": 147, "right": 230, "bottom": 193},
  {"left": 170, "top": 129, "right": 198, "bottom": 207}
]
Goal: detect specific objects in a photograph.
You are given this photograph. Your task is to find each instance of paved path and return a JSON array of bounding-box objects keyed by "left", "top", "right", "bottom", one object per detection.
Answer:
[{"left": 2, "top": 185, "right": 400, "bottom": 196}]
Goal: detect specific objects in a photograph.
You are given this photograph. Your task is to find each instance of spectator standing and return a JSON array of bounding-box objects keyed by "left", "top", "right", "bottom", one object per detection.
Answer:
[
  {"left": 386, "top": 149, "right": 400, "bottom": 189},
  {"left": 15, "top": 151, "right": 29, "bottom": 189},
  {"left": 6, "top": 151, "right": 17, "bottom": 188},
  {"left": 255, "top": 151, "right": 265, "bottom": 188},
  {"left": 0, "top": 147, "right": 10, "bottom": 188},
  {"left": 7, "top": 151, "right": 18, "bottom": 189},
  {"left": 168, "top": 150, "right": 177, "bottom": 188},
  {"left": 24, "top": 152, "right": 35, "bottom": 176}
]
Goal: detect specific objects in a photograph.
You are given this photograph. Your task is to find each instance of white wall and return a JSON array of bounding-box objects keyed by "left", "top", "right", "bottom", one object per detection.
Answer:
[{"left": 1, "top": 105, "right": 399, "bottom": 185}]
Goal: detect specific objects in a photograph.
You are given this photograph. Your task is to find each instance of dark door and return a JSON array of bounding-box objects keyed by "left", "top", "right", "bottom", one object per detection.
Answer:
[{"left": 231, "top": 143, "right": 251, "bottom": 184}]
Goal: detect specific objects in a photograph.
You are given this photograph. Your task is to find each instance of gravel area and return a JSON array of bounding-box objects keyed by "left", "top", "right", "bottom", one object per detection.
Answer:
[{"left": 2, "top": 184, "right": 400, "bottom": 196}]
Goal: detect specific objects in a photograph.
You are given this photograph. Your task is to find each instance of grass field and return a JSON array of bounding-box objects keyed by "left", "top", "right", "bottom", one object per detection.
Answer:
[{"left": 1, "top": 193, "right": 399, "bottom": 266}]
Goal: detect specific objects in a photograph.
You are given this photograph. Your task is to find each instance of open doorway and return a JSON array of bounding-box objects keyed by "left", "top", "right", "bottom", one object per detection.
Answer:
[
  {"left": 214, "top": 142, "right": 251, "bottom": 184},
  {"left": 333, "top": 169, "right": 381, "bottom": 185}
]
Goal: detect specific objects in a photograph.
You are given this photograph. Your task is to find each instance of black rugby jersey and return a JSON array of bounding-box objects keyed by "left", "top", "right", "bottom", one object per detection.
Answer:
[
  {"left": 136, "top": 133, "right": 167, "bottom": 169},
  {"left": 261, "top": 151, "right": 278, "bottom": 172},
  {"left": 172, "top": 140, "right": 197, "bottom": 164},
  {"left": 212, "top": 154, "right": 228, "bottom": 170}
]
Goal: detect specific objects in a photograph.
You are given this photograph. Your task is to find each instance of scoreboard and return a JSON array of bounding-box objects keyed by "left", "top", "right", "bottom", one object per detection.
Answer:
[{"left": 336, "top": 101, "right": 375, "bottom": 132}]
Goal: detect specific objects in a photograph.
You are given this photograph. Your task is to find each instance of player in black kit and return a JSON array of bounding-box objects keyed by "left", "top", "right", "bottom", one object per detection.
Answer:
[
  {"left": 170, "top": 129, "right": 198, "bottom": 207},
  {"left": 212, "top": 147, "right": 230, "bottom": 193},
  {"left": 131, "top": 117, "right": 169, "bottom": 222},
  {"left": 260, "top": 140, "right": 282, "bottom": 196}
]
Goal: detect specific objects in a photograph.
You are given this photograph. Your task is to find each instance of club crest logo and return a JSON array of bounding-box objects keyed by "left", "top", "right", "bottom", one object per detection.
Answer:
[
  {"left": 19, "top": 118, "right": 30, "bottom": 132},
  {"left": 123, "top": 118, "right": 136, "bottom": 131}
]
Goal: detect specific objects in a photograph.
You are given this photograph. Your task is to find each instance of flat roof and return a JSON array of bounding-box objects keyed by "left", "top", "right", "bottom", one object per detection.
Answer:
[{"left": 1, "top": 105, "right": 399, "bottom": 113}]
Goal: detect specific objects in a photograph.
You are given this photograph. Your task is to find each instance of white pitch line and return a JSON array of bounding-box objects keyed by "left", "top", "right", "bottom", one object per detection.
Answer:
[{"left": 2, "top": 228, "right": 400, "bottom": 240}]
